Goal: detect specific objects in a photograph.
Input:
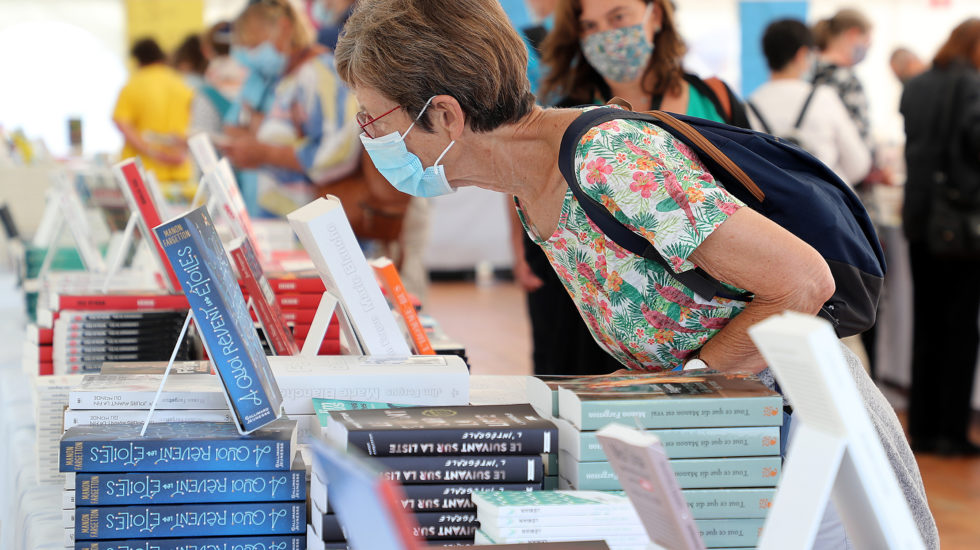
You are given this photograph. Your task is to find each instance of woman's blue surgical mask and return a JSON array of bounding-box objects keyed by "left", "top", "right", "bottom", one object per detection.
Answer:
[
  {"left": 359, "top": 96, "right": 456, "bottom": 198},
  {"left": 232, "top": 41, "right": 286, "bottom": 79},
  {"left": 580, "top": 4, "right": 655, "bottom": 83}
]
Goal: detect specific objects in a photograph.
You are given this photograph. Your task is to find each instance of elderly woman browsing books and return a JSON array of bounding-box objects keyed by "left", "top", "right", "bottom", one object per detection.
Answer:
[
  {"left": 336, "top": 0, "right": 831, "bottom": 374},
  {"left": 335, "top": 1, "right": 940, "bottom": 548}
]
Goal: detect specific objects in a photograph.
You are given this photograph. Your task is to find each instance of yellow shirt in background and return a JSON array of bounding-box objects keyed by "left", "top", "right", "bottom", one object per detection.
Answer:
[{"left": 113, "top": 64, "right": 194, "bottom": 182}]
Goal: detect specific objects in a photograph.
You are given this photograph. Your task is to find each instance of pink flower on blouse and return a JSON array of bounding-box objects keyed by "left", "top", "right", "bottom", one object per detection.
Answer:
[
  {"left": 671, "top": 255, "right": 685, "bottom": 271},
  {"left": 630, "top": 171, "right": 658, "bottom": 198},
  {"left": 585, "top": 157, "right": 613, "bottom": 185},
  {"left": 616, "top": 152, "right": 628, "bottom": 163}
]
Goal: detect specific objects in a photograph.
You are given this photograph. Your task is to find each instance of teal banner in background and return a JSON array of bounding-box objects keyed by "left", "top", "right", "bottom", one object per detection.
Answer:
[{"left": 740, "top": 1, "right": 809, "bottom": 97}]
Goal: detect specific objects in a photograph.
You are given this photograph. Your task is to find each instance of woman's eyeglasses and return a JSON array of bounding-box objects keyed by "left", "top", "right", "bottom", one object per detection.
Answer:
[{"left": 356, "top": 105, "right": 401, "bottom": 138}]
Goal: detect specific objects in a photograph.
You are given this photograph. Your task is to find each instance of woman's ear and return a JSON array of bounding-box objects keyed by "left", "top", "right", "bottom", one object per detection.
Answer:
[
  {"left": 647, "top": 2, "right": 664, "bottom": 37},
  {"left": 430, "top": 95, "right": 466, "bottom": 140}
]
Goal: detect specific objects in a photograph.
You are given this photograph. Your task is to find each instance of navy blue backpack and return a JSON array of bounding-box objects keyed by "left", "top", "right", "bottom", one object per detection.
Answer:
[{"left": 558, "top": 106, "right": 885, "bottom": 338}]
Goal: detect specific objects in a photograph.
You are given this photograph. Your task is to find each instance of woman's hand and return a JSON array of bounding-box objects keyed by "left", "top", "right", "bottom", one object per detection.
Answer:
[
  {"left": 514, "top": 258, "right": 544, "bottom": 292},
  {"left": 220, "top": 134, "right": 268, "bottom": 169},
  {"left": 688, "top": 207, "right": 836, "bottom": 373}
]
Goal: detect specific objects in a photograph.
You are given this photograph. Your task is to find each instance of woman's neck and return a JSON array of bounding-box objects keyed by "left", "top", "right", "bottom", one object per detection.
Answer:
[
  {"left": 447, "top": 106, "right": 578, "bottom": 204},
  {"left": 820, "top": 44, "right": 852, "bottom": 68}
]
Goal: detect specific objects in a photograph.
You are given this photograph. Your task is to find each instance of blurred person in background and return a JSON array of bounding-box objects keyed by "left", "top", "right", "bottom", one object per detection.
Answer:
[
  {"left": 747, "top": 19, "right": 870, "bottom": 186},
  {"left": 508, "top": 0, "right": 620, "bottom": 376},
  {"left": 890, "top": 47, "right": 928, "bottom": 86},
  {"left": 113, "top": 37, "right": 193, "bottom": 183},
  {"left": 173, "top": 34, "right": 226, "bottom": 139},
  {"left": 539, "top": 0, "right": 749, "bottom": 126},
  {"left": 313, "top": 0, "right": 357, "bottom": 51},
  {"left": 200, "top": 21, "right": 248, "bottom": 123},
  {"left": 900, "top": 18, "right": 980, "bottom": 457},
  {"left": 221, "top": 0, "right": 361, "bottom": 218},
  {"left": 812, "top": 8, "right": 873, "bottom": 151}
]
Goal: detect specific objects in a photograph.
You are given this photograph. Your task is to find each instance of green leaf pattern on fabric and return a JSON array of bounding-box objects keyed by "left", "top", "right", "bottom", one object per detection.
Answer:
[{"left": 516, "top": 109, "right": 749, "bottom": 371}]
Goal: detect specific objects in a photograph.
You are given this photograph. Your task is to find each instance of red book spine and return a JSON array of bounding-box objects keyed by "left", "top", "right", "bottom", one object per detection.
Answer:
[
  {"left": 231, "top": 243, "right": 299, "bottom": 356},
  {"left": 39, "top": 361, "right": 53, "bottom": 376},
  {"left": 39, "top": 346, "right": 53, "bottom": 362},
  {"left": 119, "top": 161, "right": 181, "bottom": 290},
  {"left": 36, "top": 328, "right": 54, "bottom": 345},
  {"left": 265, "top": 277, "right": 326, "bottom": 294},
  {"left": 275, "top": 294, "right": 324, "bottom": 309},
  {"left": 53, "top": 294, "right": 189, "bottom": 311},
  {"left": 291, "top": 322, "right": 340, "bottom": 340},
  {"left": 294, "top": 338, "right": 341, "bottom": 355}
]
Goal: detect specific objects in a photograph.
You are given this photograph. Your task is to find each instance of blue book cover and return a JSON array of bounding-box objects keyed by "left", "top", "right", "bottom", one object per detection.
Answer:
[
  {"left": 75, "top": 502, "right": 306, "bottom": 540},
  {"left": 60, "top": 421, "right": 295, "bottom": 472},
  {"left": 74, "top": 535, "right": 306, "bottom": 550},
  {"left": 75, "top": 469, "right": 305, "bottom": 505},
  {"left": 154, "top": 206, "right": 282, "bottom": 433}
]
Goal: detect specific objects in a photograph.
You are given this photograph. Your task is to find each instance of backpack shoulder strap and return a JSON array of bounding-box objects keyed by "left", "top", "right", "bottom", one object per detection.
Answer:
[
  {"left": 793, "top": 85, "right": 819, "bottom": 130},
  {"left": 746, "top": 100, "right": 772, "bottom": 134},
  {"left": 703, "top": 77, "right": 732, "bottom": 121},
  {"left": 558, "top": 107, "right": 752, "bottom": 301}
]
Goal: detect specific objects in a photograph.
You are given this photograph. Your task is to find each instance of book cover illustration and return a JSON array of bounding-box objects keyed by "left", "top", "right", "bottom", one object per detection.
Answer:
[
  {"left": 75, "top": 502, "right": 306, "bottom": 539},
  {"left": 59, "top": 420, "right": 295, "bottom": 472},
  {"left": 154, "top": 206, "right": 283, "bottom": 433},
  {"left": 326, "top": 404, "right": 556, "bottom": 456},
  {"left": 75, "top": 469, "right": 306, "bottom": 505}
]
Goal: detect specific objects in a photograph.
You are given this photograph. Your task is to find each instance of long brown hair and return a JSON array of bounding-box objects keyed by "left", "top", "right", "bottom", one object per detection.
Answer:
[
  {"left": 539, "top": 0, "right": 685, "bottom": 104},
  {"left": 812, "top": 8, "right": 871, "bottom": 51},
  {"left": 933, "top": 18, "right": 980, "bottom": 69}
]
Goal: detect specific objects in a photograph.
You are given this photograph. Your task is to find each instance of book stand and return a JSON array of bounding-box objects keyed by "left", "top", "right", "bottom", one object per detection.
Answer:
[
  {"left": 139, "top": 310, "right": 194, "bottom": 436},
  {"left": 99, "top": 211, "right": 140, "bottom": 293},
  {"left": 301, "top": 290, "right": 361, "bottom": 357},
  {"left": 748, "top": 312, "right": 925, "bottom": 550},
  {"left": 37, "top": 192, "right": 107, "bottom": 279}
]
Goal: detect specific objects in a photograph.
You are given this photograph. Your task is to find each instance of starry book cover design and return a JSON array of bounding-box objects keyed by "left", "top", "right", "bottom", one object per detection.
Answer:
[
  {"left": 74, "top": 501, "right": 305, "bottom": 539},
  {"left": 59, "top": 421, "right": 295, "bottom": 472},
  {"left": 154, "top": 206, "right": 283, "bottom": 433},
  {"left": 75, "top": 469, "right": 305, "bottom": 505}
]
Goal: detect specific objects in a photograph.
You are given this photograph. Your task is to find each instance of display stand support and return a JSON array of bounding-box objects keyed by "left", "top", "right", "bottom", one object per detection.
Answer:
[
  {"left": 749, "top": 312, "right": 926, "bottom": 550},
  {"left": 140, "top": 310, "right": 194, "bottom": 436},
  {"left": 301, "top": 290, "right": 361, "bottom": 357},
  {"left": 100, "top": 212, "right": 140, "bottom": 294}
]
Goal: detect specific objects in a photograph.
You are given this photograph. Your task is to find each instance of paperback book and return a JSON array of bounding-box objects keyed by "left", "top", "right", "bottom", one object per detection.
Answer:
[
  {"left": 59, "top": 420, "right": 296, "bottom": 472},
  {"left": 74, "top": 469, "right": 306, "bottom": 505},
  {"left": 230, "top": 235, "right": 298, "bottom": 356},
  {"left": 155, "top": 206, "right": 283, "bottom": 433},
  {"left": 75, "top": 501, "right": 306, "bottom": 539},
  {"left": 558, "top": 453, "right": 782, "bottom": 491},
  {"left": 555, "top": 372, "right": 784, "bottom": 430},
  {"left": 74, "top": 535, "right": 306, "bottom": 550},
  {"left": 376, "top": 455, "right": 544, "bottom": 484},
  {"left": 325, "top": 404, "right": 556, "bottom": 456}
]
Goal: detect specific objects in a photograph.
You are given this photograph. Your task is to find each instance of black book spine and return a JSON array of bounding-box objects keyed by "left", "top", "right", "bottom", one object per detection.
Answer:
[
  {"left": 375, "top": 455, "right": 543, "bottom": 485},
  {"left": 346, "top": 427, "right": 557, "bottom": 456},
  {"left": 398, "top": 483, "right": 541, "bottom": 512},
  {"left": 413, "top": 512, "right": 480, "bottom": 541}
]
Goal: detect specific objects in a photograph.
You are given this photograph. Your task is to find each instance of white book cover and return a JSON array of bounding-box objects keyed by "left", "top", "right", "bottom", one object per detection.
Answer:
[
  {"left": 68, "top": 373, "right": 228, "bottom": 410},
  {"left": 63, "top": 408, "right": 234, "bottom": 427},
  {"left": 269, "top": 354, "right": 469, "bottom": 413},
  {"left": 286, "top": 197, "right": 410, "bottom": 356},
  {"left": 188, "top": 132, "right": 220, "bottom": 174},
  {"left": 748, "top": 312, "right": 926, "bottom": 550},
  {"left": 597, "top": 423, "right": 705, "bottom": 550}
]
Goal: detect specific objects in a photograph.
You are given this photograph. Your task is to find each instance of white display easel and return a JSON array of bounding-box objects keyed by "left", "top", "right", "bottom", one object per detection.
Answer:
[
  {"left": 748, "top": 312, "right": 926, "bottom": 550},
  {"left": 301, "top": 290, "right": 361, "bottom": 357}
]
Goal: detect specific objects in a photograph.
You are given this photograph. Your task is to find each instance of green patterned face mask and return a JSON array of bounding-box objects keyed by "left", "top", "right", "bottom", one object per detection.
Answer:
[{"left": 580, "top": 10, "right": 655, "bottom": 83}]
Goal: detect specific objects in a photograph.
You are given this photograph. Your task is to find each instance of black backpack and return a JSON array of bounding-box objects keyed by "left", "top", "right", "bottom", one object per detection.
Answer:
[{"left": 558, "top": 105, "right": 885, "bottom": 337}]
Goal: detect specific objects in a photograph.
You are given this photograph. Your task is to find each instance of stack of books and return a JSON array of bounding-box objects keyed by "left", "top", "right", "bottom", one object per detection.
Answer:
[
  {"left": 318, "top": 404, "right": 558, "bottom": 546},
  {"left": 62, "top": 420, "right": 306, "bottom": 550},
  {"left": 240, "top": 271, "right": 342, "bottom": 355},
  {"left": 472, "top": 490, "right": 645, "bottom": 549},
  {"left": 528, "top": 371, "right": 784, "bottom": 549},
  {"left": 30, "top": 291, "right": 194, "bottom": 375}
]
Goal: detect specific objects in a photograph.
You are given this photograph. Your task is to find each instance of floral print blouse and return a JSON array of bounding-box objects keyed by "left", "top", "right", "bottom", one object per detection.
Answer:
[{"left": 516, "top": 108, "right": 749, "bottom": 371}]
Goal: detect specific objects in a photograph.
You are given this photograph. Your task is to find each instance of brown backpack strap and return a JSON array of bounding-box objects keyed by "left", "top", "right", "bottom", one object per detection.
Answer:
[
  {"left": 604, "top": 98, "right": 764, "bottom": 201},
  {"left": 704, "top": 77, "right": 732, "bottom": 121},
  {"left": 644, "top": 110, "right": 765, "bottom": 202}
]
